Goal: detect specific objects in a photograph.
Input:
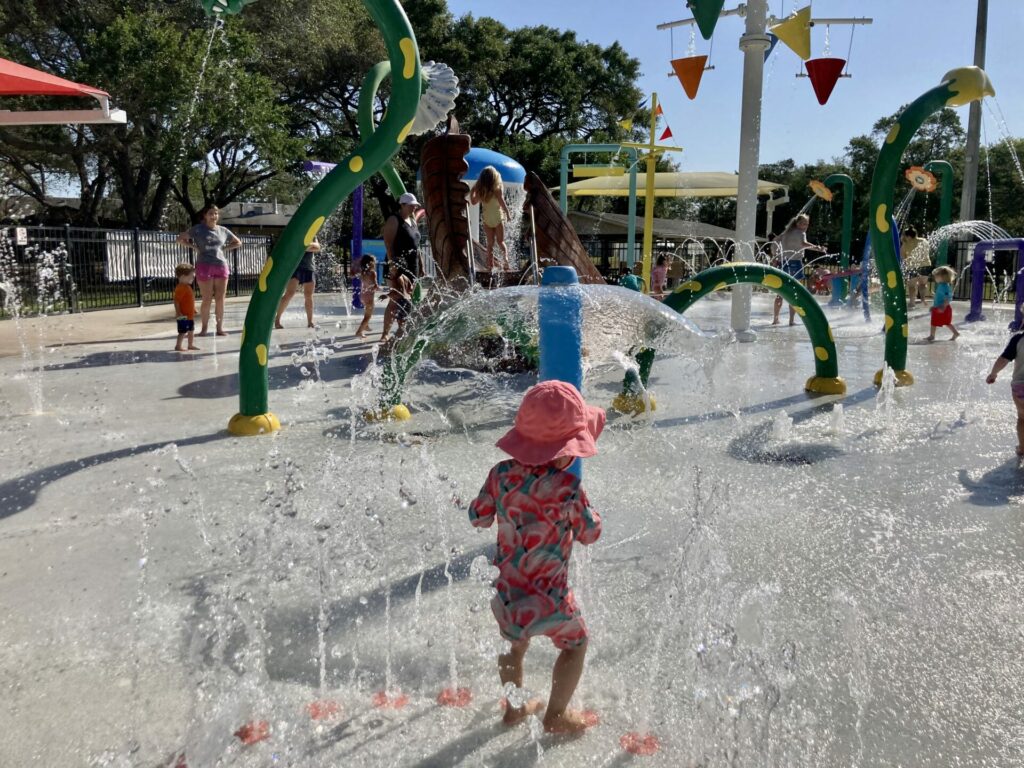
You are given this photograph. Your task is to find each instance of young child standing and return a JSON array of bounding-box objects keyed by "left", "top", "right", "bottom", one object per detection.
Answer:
[
  {"left": 985, "top": 328, "right": 1024, "bottom": 457},
  {"left": 470, "top": 166, "right": 512, "bottom": 272},
  {"left": 354, "top": 255, "right": 379, "bottom": 339},
  {"left": 173, "top": 263, "right": 199, "bottom": 352},
  {"left": 469, "top": 380, "right": 605, "bottom": 734},
  {"left": 928, "top": 265, "right": 959, "bottom": 342}
]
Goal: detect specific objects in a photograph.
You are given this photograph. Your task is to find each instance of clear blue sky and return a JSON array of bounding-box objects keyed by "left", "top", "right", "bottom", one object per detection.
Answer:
[{"left": 443, "top": 1, "right": 1022, "bottom": 173}]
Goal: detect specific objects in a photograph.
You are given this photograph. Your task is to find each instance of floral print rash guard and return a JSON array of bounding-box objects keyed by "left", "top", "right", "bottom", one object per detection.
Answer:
[{"left": 469, "top": 459, "right": 601, "bottom": 648}]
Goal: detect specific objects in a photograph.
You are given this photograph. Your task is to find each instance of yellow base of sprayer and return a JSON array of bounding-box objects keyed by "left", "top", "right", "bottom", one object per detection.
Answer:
[
  {"left": 228, "top": 412, "right": 282, "bottom": 436},
  {"left": 363, "top": 404, "right": 412, "bottom": 422},
  {"left": 873, "top": 369, "right": 914, "bottom": 387},
  {"left": 612, "top": 393, "right": 657, "bottom": 416},
  {"left": 804, "top": 376, "right": 847, "bottom": 395}
]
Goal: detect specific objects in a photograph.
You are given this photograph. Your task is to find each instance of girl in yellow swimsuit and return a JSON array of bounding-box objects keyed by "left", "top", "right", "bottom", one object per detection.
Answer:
[{"left": 470, "top": 166, "right": 512, "bottom": 272}]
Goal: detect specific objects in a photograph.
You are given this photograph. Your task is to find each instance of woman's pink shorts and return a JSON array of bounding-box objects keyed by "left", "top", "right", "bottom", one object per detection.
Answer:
[{"left": 195, "top": 263, "right": 230, "bottom": 282}]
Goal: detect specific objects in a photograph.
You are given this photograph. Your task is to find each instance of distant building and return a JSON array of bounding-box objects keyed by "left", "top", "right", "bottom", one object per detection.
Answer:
[{"left": 218, "top": 201, "right": 297, "bottom": 237}]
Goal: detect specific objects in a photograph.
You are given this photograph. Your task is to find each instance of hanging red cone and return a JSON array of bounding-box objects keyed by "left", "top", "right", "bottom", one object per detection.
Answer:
[
  {"left": 659, "top": 126, "right": 673, "bottom": 141},
  {"left": 670, "top": 55, "right": 708, "bottom": 100},
  {"left": 805, "top": 57, "right": 846, "bottom": 105}
]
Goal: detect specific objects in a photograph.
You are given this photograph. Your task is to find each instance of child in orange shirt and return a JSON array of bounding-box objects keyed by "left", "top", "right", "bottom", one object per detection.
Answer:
[{"left": 174, "top": 263, "right": 199, "bottom": 352}]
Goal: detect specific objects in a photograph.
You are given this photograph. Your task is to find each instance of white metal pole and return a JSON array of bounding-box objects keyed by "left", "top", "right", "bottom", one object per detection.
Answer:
[{"left": 730, "top": 0, "right": 771, "bottom": 342}]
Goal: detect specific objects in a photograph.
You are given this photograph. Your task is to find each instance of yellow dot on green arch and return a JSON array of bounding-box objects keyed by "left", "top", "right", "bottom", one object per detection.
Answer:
[
  {"left": 762, "top": 274, "right": 783, "bottom": 289},
  {"left": 304, "top": 217, "right": 325, "bottom": 247},
  {"left": 256, "top": 344, "right": 268, "bottom": 366},
  {"left": 258, "top": 256, "right": 273, "bottom": 292},
  {"left": 680, "top": 280, "right": 702, "bottom": 292},
  {"left": 886, "top": 123, "right": 900, "bottom": 144},
  {"left": 828, "top": 326, "right": 835, "bottom": 342},
  {"left": 349, "top": 156, "right": 364, "bottom": 173},
  {"left": 875, "top": 204, "right": 890, "bottom": 233},
  {"left": 240, "top": 328, "right": 246, "bottom": 346},
  {"left": 884, "top": 314, "right": 894, "bottom": 332},
  {"left": 815, "top": 346, "right": 829, "bottom": 361},
  {"left": 714, "top": 282, "right": 728, "bottom": 291},
  {"left": 887, "top": 270, "right": 898, "bottom": 289},
  {"left": 400, "top": 38, "right": 416, "bottom": 79},
  {"left": 902, "top": 323, "right": 909, "bottom": 338},
  {"left": 794, "top": 305, "right": 806, "bottom": 317},
  {"left": 398, "top": 119, "right": 415, "bottom": 144}
]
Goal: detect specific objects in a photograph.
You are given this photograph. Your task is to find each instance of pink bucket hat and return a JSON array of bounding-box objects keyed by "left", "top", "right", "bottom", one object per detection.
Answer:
[{"left": 496, "top": 380, "right": 606, "bottom": 466}]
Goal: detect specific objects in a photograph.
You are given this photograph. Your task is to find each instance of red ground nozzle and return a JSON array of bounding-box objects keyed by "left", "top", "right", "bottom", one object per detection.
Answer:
[
  {"left": 234, "top": 720, "right": 270, "bottom": 745},
  {"left": 436, "top": 687, "right": 473, "bottom": 707},
  {"left": 620, "top": 731, "right": 660, "bottom": 755},
  {"left": 306, "top": 699, "right": 342, "bottom": 720},
  {"left": 372, "top": 690, "right": 410, "bottom": 709}
]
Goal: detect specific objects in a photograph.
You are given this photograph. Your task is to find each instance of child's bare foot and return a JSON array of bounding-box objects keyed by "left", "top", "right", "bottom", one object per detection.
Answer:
[
  {"left": 188, "top": 345, "right": 200, "bottom": 351},
  {"left": 502, "top": 698, "right": 543, "bottom": 726},
  {"left": 952, "top": 332, "right": 960, "bottom": 340},
  {"left": 543, "top": 709, "right": 596, "bottom": 735},
  {"left": 174, "top": 346, "right": 184, "bottom": 352},
  {"left": 771, "top": 318, "right": 780, "bottom": 325},
  {"left": 197, "top": 330, "right": 209, "bottom": 337},
  {"left": 216, "top": 329, "right": 228, "bottom": 336},
  {"left": 307, "top": 322, "right": 316, "bottom": 329},
  {"left": 274, "top": 322, "right": 284, "bottom": 329}
]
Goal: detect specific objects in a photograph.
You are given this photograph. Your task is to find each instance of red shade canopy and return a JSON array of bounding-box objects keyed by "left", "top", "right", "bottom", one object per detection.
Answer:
[{"left": 0, "top": 57, "right": 107, "bottom": 98}]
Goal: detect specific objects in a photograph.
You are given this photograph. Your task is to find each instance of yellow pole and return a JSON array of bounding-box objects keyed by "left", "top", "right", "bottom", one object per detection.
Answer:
[{"left": 642, "top": 92, "right": 658, "bottom": 294}]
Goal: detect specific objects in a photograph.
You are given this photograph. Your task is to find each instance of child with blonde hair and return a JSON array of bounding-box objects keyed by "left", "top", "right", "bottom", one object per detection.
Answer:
[
  {"left": 469, "top": 380, "right": 605, "bottom": 734},
  {"left": 927, "top": 265, "right": 959, "bottom": 342},
  {"left": 470, "top": 166, "right": 512, "bottom": 272}
]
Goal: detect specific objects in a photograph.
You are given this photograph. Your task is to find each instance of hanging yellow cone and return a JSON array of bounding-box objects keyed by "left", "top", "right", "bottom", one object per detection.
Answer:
[{"left": 770, "top": 5, "right": 812, "bottom": 61}]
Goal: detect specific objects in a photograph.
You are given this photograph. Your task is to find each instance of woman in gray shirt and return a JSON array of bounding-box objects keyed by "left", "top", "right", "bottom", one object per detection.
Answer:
[
  {"left": 772, "top": 213, "right": 826, "bottom": 326},
  {"left": 177, "top": 205, "right": 241, "bottom": 336}
]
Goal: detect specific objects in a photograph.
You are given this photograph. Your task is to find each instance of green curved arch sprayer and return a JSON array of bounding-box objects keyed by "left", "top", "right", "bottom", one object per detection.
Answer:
[
  {"left": 663, "top": 263, "right": 846, "bottom": 395},
  {"left": 228, "top": 0, "right": 422, "bottom": 435},
  {"left": 868, "top": 67, "right": 994, "bottom": 387}
]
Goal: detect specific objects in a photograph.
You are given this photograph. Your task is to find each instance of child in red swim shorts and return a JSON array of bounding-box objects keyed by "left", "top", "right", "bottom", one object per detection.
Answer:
[{"left": 469, "top": 380, "right": 605, "bottom": 735}]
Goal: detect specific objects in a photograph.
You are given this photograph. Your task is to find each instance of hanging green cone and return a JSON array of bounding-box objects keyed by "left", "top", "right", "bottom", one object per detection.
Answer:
[{"left": 689, "top": 0, "right": 725, "bottom": 40}]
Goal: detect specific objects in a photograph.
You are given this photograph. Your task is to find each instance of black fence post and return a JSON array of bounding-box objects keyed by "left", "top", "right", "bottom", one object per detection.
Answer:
[
  {"left": 232, "top": 248, "right": 240, "bottom": 297},
  {"left": 63, "top": 224, "right": 79, "bottom": 313},
  {"left": 132, "top": 228, "right": 144, "bottom": 307}
]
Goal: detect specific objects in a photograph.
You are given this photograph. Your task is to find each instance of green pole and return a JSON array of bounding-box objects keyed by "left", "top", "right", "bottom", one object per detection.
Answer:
[
  {"left": 229, "top": 0, "right": 422, "bottom": 434},
  {"left": 664, "top": 263, "right": 846, "bottom": 394},
  {"left": 868, "top": 67, "right": 993, "bottom": 386},
  {"left": 923, "top": 160, "right": 954, "bottom": 267},
  {"left": 824, "top": 173, "right": 853, "bottom": 301},
  {"left": 358, "top": 62, "right": 407, "bottom": 199}
]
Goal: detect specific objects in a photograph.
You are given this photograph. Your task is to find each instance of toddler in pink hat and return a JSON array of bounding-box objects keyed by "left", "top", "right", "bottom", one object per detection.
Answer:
[{"left": 469, "top": 380, "right": 605, "bottom": 735}]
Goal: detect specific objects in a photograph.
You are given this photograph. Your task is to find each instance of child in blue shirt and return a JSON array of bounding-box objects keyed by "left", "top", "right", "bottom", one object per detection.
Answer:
[{"left": 927, "top": 266, "right": 959, "bottom": 342}]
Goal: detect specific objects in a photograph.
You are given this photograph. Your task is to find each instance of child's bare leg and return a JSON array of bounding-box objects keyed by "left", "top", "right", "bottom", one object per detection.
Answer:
[
  {"left": 175, "top": 332, "right": 186, "bottom": 351},
  {"left": 950, "top": 322, "right": 959, "bottom": 340},
  {"left": 772, "top": 296, "right": 781, "bottom": 324},
  {"left": 187, "top": 329, "right": 199, "bottom": 350},
  {"left": 543, "top": 642, "right": 589, "bottom": 734},
  {"left": 496, "top": 222, "right": 510, "bottom": 269},
  {"left": 1014, "top": 397, "right": 1024, "bottom": 455},
  {"left": 485, "top": 227, "right": 497, "bottom": 271},
  {"left": 355, "top": 302, "right": 373, "bottom": 337},
  {"left": 499, "top": 639, "right": 540, "bottom": 725}
]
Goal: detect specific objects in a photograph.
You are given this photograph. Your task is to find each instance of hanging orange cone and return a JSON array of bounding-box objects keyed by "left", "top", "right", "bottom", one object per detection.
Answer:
[
  {"left": 769, "top": 5, "right": 812, "bottom": 61},
  {"left": 805, "top": 57, "right": 846, "bottom": 105},
  {"left": 670, "top": 56, "right": 708, "bottom": 100}
]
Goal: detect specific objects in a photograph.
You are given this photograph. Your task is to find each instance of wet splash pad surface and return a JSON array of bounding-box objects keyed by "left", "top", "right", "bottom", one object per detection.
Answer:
[{"left": 1, "top": 292, "right": 1022, "bottom": 767}]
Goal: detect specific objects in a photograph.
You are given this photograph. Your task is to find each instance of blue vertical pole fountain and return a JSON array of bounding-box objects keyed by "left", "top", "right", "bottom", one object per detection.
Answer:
[{"left": 538, "top": 265, "right": 585, "bottom": 477}]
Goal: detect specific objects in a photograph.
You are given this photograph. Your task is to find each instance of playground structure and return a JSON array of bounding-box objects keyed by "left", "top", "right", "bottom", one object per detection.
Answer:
[
  {"left": 964, "top": 238, "right": 1024, "bottom": 328},
  {"left": 219, "top": 0, "right": 1000, "bottom": 437}
]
